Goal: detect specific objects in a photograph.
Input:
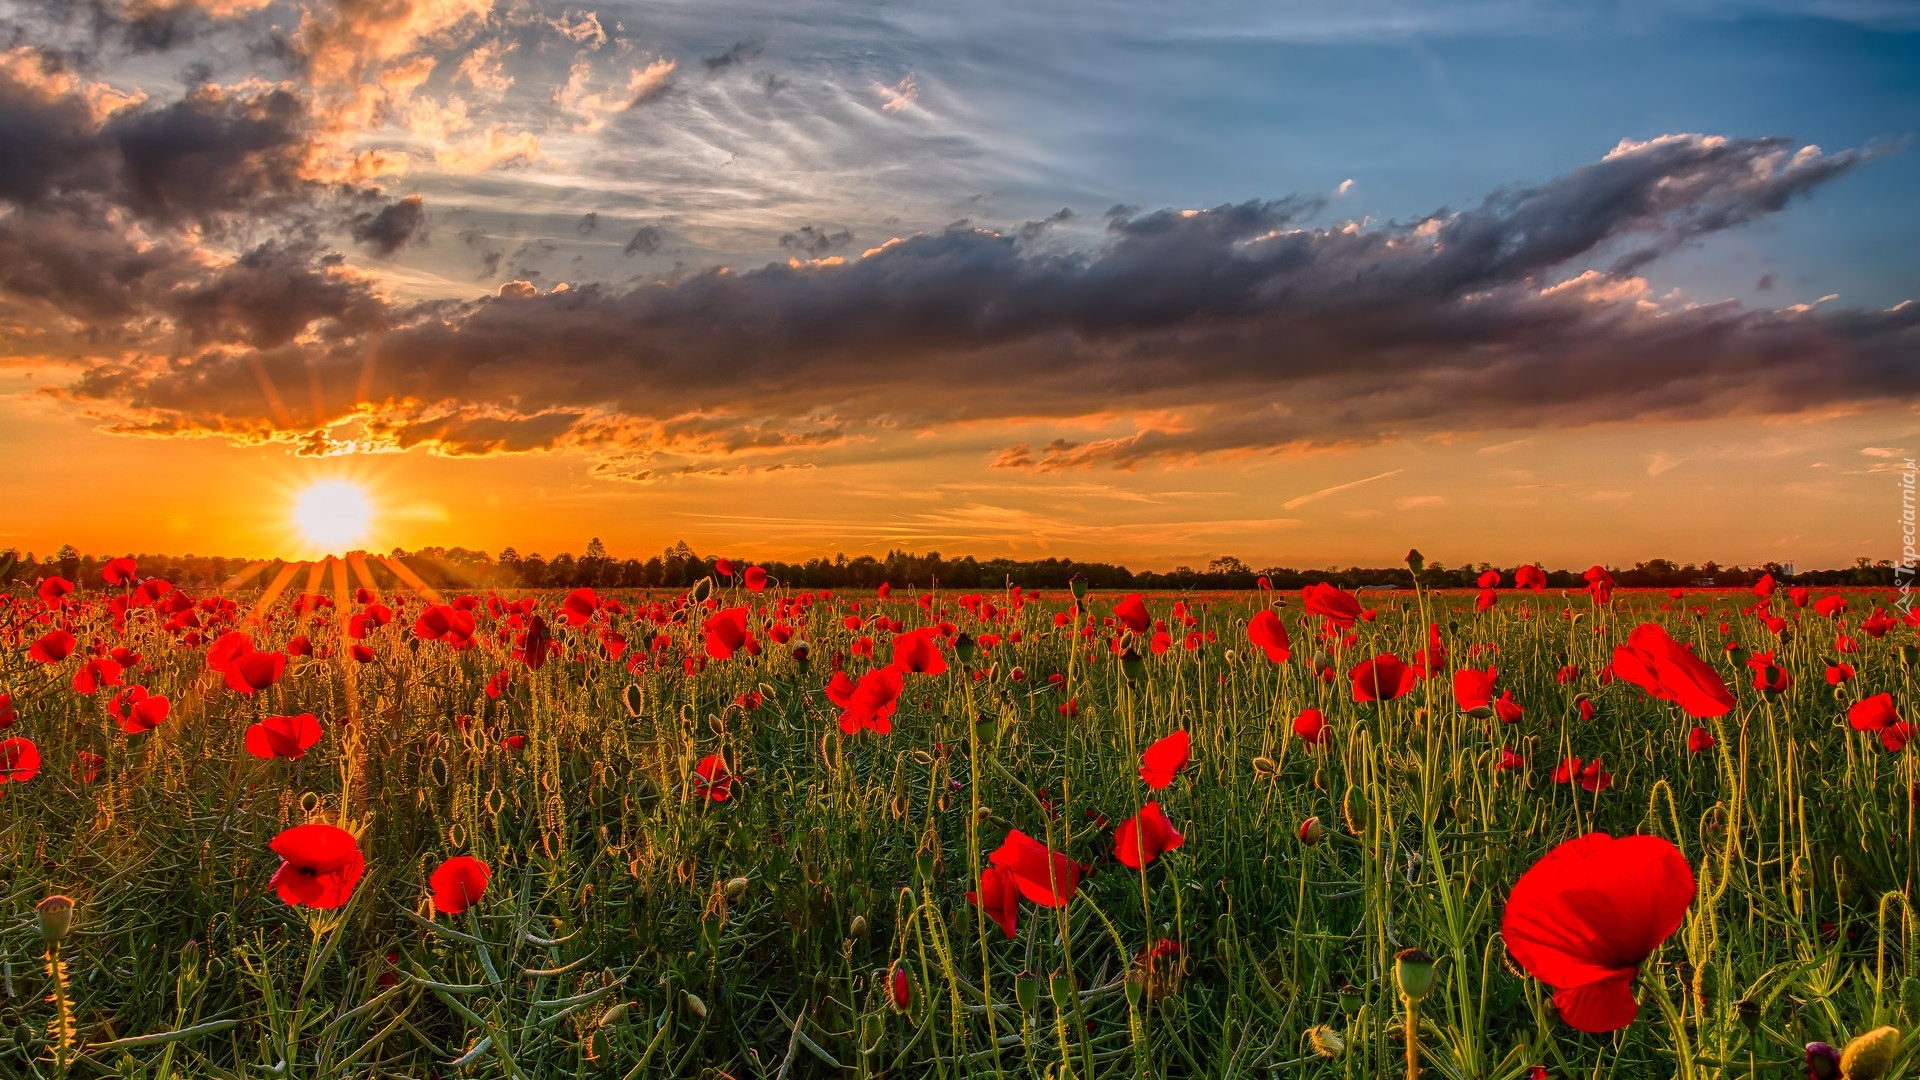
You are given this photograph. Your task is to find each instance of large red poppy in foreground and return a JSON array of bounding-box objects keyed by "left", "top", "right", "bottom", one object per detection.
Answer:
[
  {"left": 267, "top": 824, "right": 366, "bottom": 910},
  {"left": 1501, "top": 833, "right": 1694, "bottom": 1033}
]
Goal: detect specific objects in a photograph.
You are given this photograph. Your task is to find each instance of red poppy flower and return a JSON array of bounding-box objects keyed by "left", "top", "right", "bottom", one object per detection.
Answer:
[
  {"left": 516, "top": 615, "right": 552, "bottom": 670},
  {"left": 415, "top": 605, "right": 477, "bottom": 647},
  {"left": 1516, "top": 564, "right": 1548, "bottom": 591},
  {"left": 1246, "top": 609, "right": 1291, "bottom": 662},
  {"left": 1686, "top": 727, "right": 1715, "bottom": 754},
  {"left": 1293, "top": 707, "right": 1329, "bottom": 744},
  {"left": 1579, "top": 759, "right": 1613, "bottom": 792},
  {"left": 502, "top": 734, "right": 526, "bottom": 752},
  {"left": 891, "top": 629, "right": 948, "bottom": 675},
  {"left": 486, "top": 669, "right": 512, "bottom": 699},
  {"left": 1825, "top": 663, "right": 1856, "bottom": 686},
  {"left": 1610, "top": 624, "right": 1734, "bottom": 719},
  {"left": 1477, "top": 569, "right": 1502, "bottom": 588},
  {"left": 246, "top": 713, "right": 323, "bottom": 760},
  {"left": 1476, "top": 588, "right": 1498, "bottom": 612},
  {"left": 1851, "top": 693, "right": 1900, "bottom": 732},
  {"left": 223, "top": 650, "right": 286, "bottom": 694},
  {"left": 702, "top": 607, "right": 756, "bottom": 660},
  {"left": 37, "top": 577, "right": 74, "bottom": 603},
  {"left": 1113, "top": 594, "right": 1151, "bottom": 634},
  {"left": 824, "top": 669, "right": 858, "bottom": 707},
  {"left": 29, "top": 629, "right": 76, "bottom": 664},
  {"left": 1583, "top": 566, "right": 1616, "bottom": 604},
  {"left": 1495, "top": 747, "right": 1526, "bottom": 771},
  {"left": 1812, "top": 595, "right": 1847, "bottom": 619},
  {"left": 1114, "top": 801, "right": 1185, "bottom": 869},
  {"left": 1884, "top": 723, "right": 1915, "bottom": 753},
  {"left": 73, "top": 751, "right": 104, "bottom": 784},
  {"left": 102, "top": 557, "right": 138, "bottom": 585},
  {"left": 430, "top": 855, "right": 491, "bottom": 915},
  {"left": 1351, "top": 654, "right": 1419, "bottom": 702},
  {"left": 110, "top": 686, "right": 171, "bottom": 734},
  {"left": 744, "top": 566, "right": 768, "bottom": 592},
  {"left": 72, "top": 657, "right": 124, "bottom": 695},
  {"left": 693, "top": 754, "right": 734, "bottom": 801},
  {"left": 0, "top": 692, "right": 15, "bottom": 730},
  {"left": 561, "top": 588, "right": 599, "bottom": 626},
  {"left": 1140, "top": 730, "right": 1190, "bottom": 788},
  {"left": 0, "top": 737, "right": 41, "bottom": 783},
  {"left": 1501, "top": 833, "right": 1694, "bottom": 1033},
  {"left": 1493, "top": 690, "right": 1525, "bottom": 724},
  {"left": 1744, "top": 651, "right": 1790, "bottom": 695},
  {"left": 1553, "top": 757, "right": 1582, "bottom": 784},
  {"left": 1302, "top": 583, "right": 1362, "bottom": 627},
  {"left": 967, "top": 865, "right": 1020, "bottom": 939},
  {"left": 988, "top": 830, "right": 1081, "bottom": 906},
  {"left": 838, "top": 666, "right": 905, "bottom": 735},
  {"left": 1453, "top": 666, "right": 1498, "bottom": 710},
  {"left": 267, "top": 824, "right": 364, "bottom": 909},
  {"left": 714, "top": 558, "right": 737, "bottom": 578}
]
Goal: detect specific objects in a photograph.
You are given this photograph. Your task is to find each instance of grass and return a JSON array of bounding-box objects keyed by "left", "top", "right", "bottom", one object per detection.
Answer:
[{"left": 0, "top": 578, "right": 1913, "bottom": 1079}]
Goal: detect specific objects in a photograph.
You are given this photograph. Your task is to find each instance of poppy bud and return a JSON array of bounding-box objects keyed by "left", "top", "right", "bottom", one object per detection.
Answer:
[
  {"left": 1251, "top": 756, "right": 1277, "bottom": 778},
  {"left": 429, "top": 756, "right": 449, "bottom": 788},
  {"left": 976, "top": 805, "right": 992, "bottom": 822},
  {"left": 1310, "top": 650, "right": 1331, "bottom": 675},
  {"left": 1009, "top": 666, "right": 1026, "bottom": 682},
  {"left": 1070, "top": 575, "right": 1089, "bottom": 601},
  {"left": 600, "top": 1002, "right": 631, "bottom": 1027},
  {"left": 889, "top": 965, "right": 911, "bottom": 1012},
  {"left": 791, "top": 639, "right": 810, "bottom": 665},
  {"left": 1015, "top": 971, "right": 1040, "bottom": 1013},
  {"left": 724, "top": 876, "right": 749, "bottom": 901},
  {"left": 915, "top": 845, "right": 937, "bottom": 880},
  {"left": 620, "top": 683, "right": 643, "bottom": 717},
  {"left": 1307, "top": 1024, "right": 1346, "bottom": 1058},
  {"left": 1406, "top": 549, "right": 1425, "bottom": 574},
  {"left": 973, "top": 716, "right": 998, "bottom": 744},
  {"left": 1806, "top": 1042, "right": 1841, "bottom": 1080},
  {"left": 953, "top": 632, "right": 976, "bottom": 664},
  {"left": 1298, "top": 817, "right": 1325, "bottom": 845},
  {"left": 35, "top": 895, "right": 75, "bottom": 945},
  {"left": 13, "top": 1022, "right": 32, "bottom": 1048},
  {"left": 1839, "top": 1026, "right": 1900, "bottom": 1080},
  {"left": 1394, "top": 948, "right": 1436, "bottom": 1003},
  {"left": 1120, "top": 648, "right": 1145, "bottom": 684},
  {"left": 910, "top": 748, "right": 935, "bottom": 765},
  {"left": 689, "top": 577, "right": 713, "bottom": 604},
  {"left": 849, "top": 915, "right": 869, "bottom": 939},
  {"left": 1342, "top": 786, "right": 1369, "bottom": 835},
  {"left": 1902, "top": 645, "right": 1919, "bottom": 669},
  {"left": 682, "top": 991, "right": 707, "bottom": 1019},
  {"left": 1466, "top": 705, "right": 1494, "bottom": 719},
  {"left": 1734, "top": 998, "right": 1760, "bottom": 1033}
]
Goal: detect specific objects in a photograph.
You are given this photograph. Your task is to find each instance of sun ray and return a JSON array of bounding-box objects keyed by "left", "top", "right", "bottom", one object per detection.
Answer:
[
  {"left": 345, "top": 552, "right": 383, "bottom": 603},
  {"left": 217, "top": 559, "right": 272, "bottom": 593},
  {"left": 248, "top": 560, "right": 306, "bottom": 625}
]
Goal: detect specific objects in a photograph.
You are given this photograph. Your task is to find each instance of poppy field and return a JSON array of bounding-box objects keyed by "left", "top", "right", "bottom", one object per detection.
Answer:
[{"left": 1, "top": 557, "right": 1916, "bottom": 1080}]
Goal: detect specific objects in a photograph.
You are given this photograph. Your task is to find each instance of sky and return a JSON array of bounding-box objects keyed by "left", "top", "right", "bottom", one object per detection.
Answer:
[{"left": 1, "top": 0, "right": 1917, "bottom": 570}]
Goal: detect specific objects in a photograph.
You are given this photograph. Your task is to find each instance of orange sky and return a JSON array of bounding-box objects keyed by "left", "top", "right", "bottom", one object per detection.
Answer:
[{"left": 6, "top": 366, "right": 1911, "bottom": 570}]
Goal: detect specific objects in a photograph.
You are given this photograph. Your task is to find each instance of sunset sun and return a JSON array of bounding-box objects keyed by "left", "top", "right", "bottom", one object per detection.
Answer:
[{"left": 292, "top": 480, "right": 374, "bottom": 553}]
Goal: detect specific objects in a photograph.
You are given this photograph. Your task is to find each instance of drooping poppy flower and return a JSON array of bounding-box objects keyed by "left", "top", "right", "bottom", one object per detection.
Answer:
[
  {"left": 1246, "top": 609, "right": 1291, "bottom": 663},
  {"left": 0, "top": 737, "right": 41, "bottom": 783},
  {"left": 891, "top": 628, "right": 947, "bottom": 675},
  {"left": 102, "top": 557, "right": 138, "bottom": 585},
  {"left": 1352, "top": 654, "right": 1419, "bottom": 702},
  {"left": 561, "top": 588, "right": 599, "bottom": 626},
  {"left": 246, "top": 713, "right": 324, "bottom": 760},
  {"left": 714, "top": 557, "right": 737, "bottom": 579},
  {"left": 1752, "top": 573, "right": 1775, "bottom": 599},
  {"left": 29, "top": 629, "right": 77, "bottom": 664},
  {"left": 267, "top": 824, "right": 364, "bottom": 909},
  {"left": 989, "top": 830, "right": 1081, "bottom": 906},
  {"left": 1610, "top": 624, "right": 1734, "bottom": 719},
  {"left": 839, "top": 666, "right": 906, "bottom": 735},
  {"left": 1516, "top": 564, "right": 1548, "bottom": 591},
  {"left": 516, "top": 615, "right": 552, "bottom": 671},
  {"left": 1114, "top": 801, "right": 1185, "bottom": 869},
  {"left": 1476, "top": 588, "right": 1498, "bottom": 612},
  {"left": 744, "top": 566, "right": 768, "bottom": 592},
  {"left": 1850, "top": 693, "right": 1900, "bottom": 732},
  {"left": 702, "top": 607, "right": 756, "bottom": 660},
  {"left": 1501, "top": 833, "right": 1694, "bottom": 1033},
  {"left": 1494, "top": 690, "right": 1525, "bottom": 724},
  {"left": 429, "top": 855, "right": 492, "bottom": 915},
  {"left": 225, "top": 650, "right": 286, "bottom": 694},
  {"left": 1583, "top": 566, "right": 1616, "bottom": 604},
  {"left": 966, "top": 865, "right": 1020, "bottom": 939},
  {"left": 1579, "top": 759, "right": 1613, "bottom": 792},
  {"left": 1686, "top": 727, "right": 1716, "bottom": 754},
  {"left": 1477, "top": 569, "right": 1502, "bottom": 588},
  {"left": 692, "top": 754, "right": 734, "bottom": 801},
  {"left": 1302, "top": 583, "right": 1362, "bottom": 627},
  {"left": 1139, "top": 729, "right": 1190, "bottom": 789},
  {"left": 1293, "top": 707, "right": 1329, "bottom": 744},
  {"left": 1453, "top": 666, "right": 1498, "bottom": 710},
  {"left": 110, "top": 686, "right": 170, "bottom": 734},
  {"left": 1113, "top": 594, "right": 1151, "bottom": 634}
]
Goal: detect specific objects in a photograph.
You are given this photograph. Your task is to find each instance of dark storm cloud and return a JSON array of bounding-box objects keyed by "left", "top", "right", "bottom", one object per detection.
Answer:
[
  {"left": 350, "top": 194, "right": 428, "bottom": 256},
  {"left": 777, "top": 224, "right": 853, "bottom": 256},
  {"left": 700, "top": 39, "right": 765, "bottom": 72},
  {"left": 17, "top": 133, "right": 1920, "bottom": 471}
]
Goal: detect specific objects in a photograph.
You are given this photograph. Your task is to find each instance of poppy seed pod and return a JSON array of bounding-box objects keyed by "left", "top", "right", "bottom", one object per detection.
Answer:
[
  {"left": 1406, "top": 549, "right": 1425, "bottom": 574},
  {"left": 1395, "top": 948, "right": 1436, "bottom": 1003},
  {"left": 35, "top": 895, "right": 75, "bottom": 944},
  {"left": 1015, "top": 971, "right": 1040, "bottom": 1013},
  {"left": 1049, "top": 970, "right": 1074, "bottom": 1009},
  {"left": 1839, "top": 1026, "right": 1900, "bottom": 1080},
  {"left": 1070, "top": 576, "right": 1089, "bottom": 601},
  {"left": 1337, "top": 983, "right": 1364, "bottom": 1013}
]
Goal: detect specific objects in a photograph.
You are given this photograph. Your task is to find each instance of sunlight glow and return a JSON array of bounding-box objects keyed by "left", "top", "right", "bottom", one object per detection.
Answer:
[{"left": 293, "top": 480, "right": 374, "bottom": 553}]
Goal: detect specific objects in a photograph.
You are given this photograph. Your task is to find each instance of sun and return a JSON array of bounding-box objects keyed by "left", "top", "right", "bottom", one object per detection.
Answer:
[{"left": 292, "top": 480, "right": 374, "bottom": 553}]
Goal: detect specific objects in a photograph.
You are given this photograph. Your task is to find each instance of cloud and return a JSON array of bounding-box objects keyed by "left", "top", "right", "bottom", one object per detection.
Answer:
[
  {"left": 350, "top": 194, "right": 428, "bottom": 256},
  {"left": 778, "top": 224, "right": 854, "bottom": 256},
  {"left": 873, "top": 74, "right": 917, "bottom": 113},
  {"left": 1283, "top": 470, "right": 1405, "bottom": 509},
  {"left": 7, "top": 130, "right": 1917, "bottom": 482},
  {"left": 701, "top": 39, "right": 765, "bottom": 73}
]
